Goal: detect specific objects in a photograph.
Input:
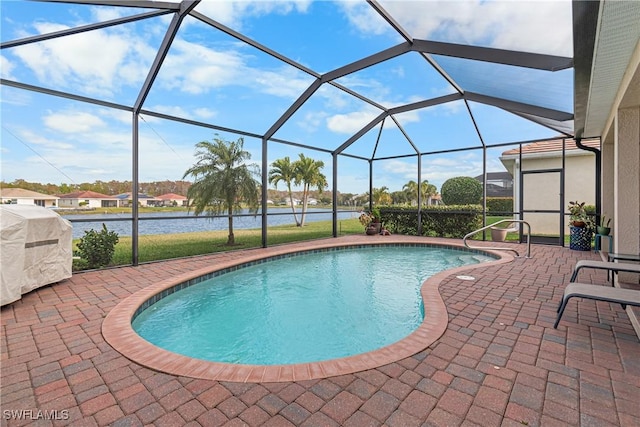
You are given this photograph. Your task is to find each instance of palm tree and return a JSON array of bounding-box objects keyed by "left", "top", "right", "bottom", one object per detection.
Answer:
[
  {"left": 403, "top": 180, "right": 419, "bottom": 205},
  {"left": 268, "top": 156, "right": 300, "bottom": 226},
  {"left": 183, "top": 136, "right": 259, "bottom": 245},
  {"left": 293, "top": 154, "right": 327, "bottom": 226},
  {"left": 403, "top": 180, "right": 438, "bottom": 206},
  {"left": 372, "top": 186, "right": 391, "bottom": 205},
  {"left": 422, "top": 181, "right": 438, "bottom": 205},
  {"left": 390, "top": 190, "right": 409, "bottom": 205}
]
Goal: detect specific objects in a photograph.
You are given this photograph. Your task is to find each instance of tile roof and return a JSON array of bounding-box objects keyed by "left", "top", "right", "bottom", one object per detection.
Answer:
[
  {"left": 58, "top": 190, "right": 114, "bottom": 199},
  {"left": 156, "top": 193, "right": 187, "bottom": 200},
  {"left": 0, "top": 187, "right": 58, "bottom": 199},
  {"left": 113, "top": 192, "right": 157, "bottom": 199},
  {"left": 501, "top": 138, "right": 600, "bottom": 156}
]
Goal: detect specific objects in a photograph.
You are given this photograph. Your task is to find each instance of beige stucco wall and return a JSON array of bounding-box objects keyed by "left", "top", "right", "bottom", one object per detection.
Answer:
[
  {"left": 601, "top": 132, "right": 615, "bottom": 226},
  {"left": 1, "top": 198, "right": 58, "bottom": 208},
  {"left": 614, "top": 107, "right": 640, "bottom": 270},
  {"left": 504, "top": 151, "right": 597, "bottom": 235},
  {"left": 602, "top": 40, "right": 640, "bottom": 286},
  {"left": 58, "top": 198, "right": 108, "bottom": 209}
]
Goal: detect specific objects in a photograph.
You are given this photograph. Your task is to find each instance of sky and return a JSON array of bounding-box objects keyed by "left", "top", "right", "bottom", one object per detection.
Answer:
[{"left": 0, "top": 0, "right": 574, "bottom": 196}]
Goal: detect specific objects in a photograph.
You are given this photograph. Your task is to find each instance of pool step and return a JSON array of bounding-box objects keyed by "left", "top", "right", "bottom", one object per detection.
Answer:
[{"left": 456, "top": 254, "right": 494, "bottom": 263}]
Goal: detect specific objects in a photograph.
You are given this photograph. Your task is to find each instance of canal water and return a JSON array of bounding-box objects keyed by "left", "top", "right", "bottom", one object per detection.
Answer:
[{"left": 64, "top": 209, "right": 358, "bottom": 239}]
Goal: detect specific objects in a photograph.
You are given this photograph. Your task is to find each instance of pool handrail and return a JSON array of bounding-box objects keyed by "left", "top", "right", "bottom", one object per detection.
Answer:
[{"left": 463, "top": 219, "right": 531, "bottom": 258}]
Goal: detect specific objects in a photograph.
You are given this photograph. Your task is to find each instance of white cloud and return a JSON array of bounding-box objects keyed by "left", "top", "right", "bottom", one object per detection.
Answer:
[
  {"left": 387, "top": 109, "right": 420, "bottom": 126},
  {"left": 390, "top": 66, "right": 405, "bottom": 78},
  {"left": 380, "top": 158, "right": 417, "bottom": 176},
  {"left": 193, "top": 108, "right": 217, "bottom": 120},
  {"left": 193, "top": 0, "right": 312, "bottom": 29},
  {"left": 100, "top": 108, "right": 133, "bottom": 125},
  {"left": 337, "top": 2, "right": 393, "bottom": 37},
  {"left": 156, "top": 38, "right": 311, "bottom": 101},
  {"left": 297, "top": 111, "right": 327, "bottom": 133},
  {"left": 11, "top": 23, "right": 132, "bottom": 97},
  {"left": 3, "top": 121, "right": 196, "bottom": 183},
  {"left": 256, "top": 68, "right": 312, "bottom": 98},
  {"left": 148, "top": 104, "right": 191, "bottom": 118},
  {"left": 6, "top": 9, "right": 315, "bottom": 116},
  {"left": 161, "top": 39, "right": 245, "bottom": 94},
  {"left": 0, "top": 86, "right": 32, "bottom": 107},
  {"left": 43, "top": 110, "right": 106, "bottom": 133},
  {"left": 90, "top": 5, "right": 129, "bottom": 22},
  {"left": 14, "top": 129, "right": 75, "bottom": 150},
  {"left": 356, "top": 1, "right": 573, "bottom": 56},
  {"left": 483, "top": 1, "right": 572, "bottom": 55},
  {"left": 0, "top": 55, "right": 16, "bottom": 80},
  {"left": 421, "top": 153, "right": 484, "bottom": 189},
  {"left": 327, "top": 109, "right": 380, "bottom": 134}
]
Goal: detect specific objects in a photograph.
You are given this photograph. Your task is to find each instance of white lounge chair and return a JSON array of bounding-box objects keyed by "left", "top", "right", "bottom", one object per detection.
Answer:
[
  {"left": 554, "top": 283, "right": 640, "bottom": 328},
  {"left": 569, "top": 260, "right": 640, "bottom": 283}
]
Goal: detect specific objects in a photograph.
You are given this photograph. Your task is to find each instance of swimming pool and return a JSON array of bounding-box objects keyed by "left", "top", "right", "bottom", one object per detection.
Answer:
[
  {"left": 103, "top": 237, "right": 508, "bottom": 382},
  {"left": 132, "top": 246, "right": 494, "bottom": 365}
]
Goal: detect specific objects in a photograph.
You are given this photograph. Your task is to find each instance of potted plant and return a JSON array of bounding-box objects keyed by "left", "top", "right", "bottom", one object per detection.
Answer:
[
  {"left": 359, "top": 211, "right": 376, "bottom": 235},
  {"left": 370, "top": 207, "right": 382, "bottom": 233},
  {"left": 568, "top": 201, "right": 594, "bottom": 251},
  {"left": 359, "top": 207, "right": 382, "bottom": 235},
  {"left": 568, "top": 201, "right": 588, "bottom": 227},
  {"left": 597, "top": 215, "right": 611, "bottom": 236},
  {"left": 490, "top": 222, "right": 515, "bottom": 242}
]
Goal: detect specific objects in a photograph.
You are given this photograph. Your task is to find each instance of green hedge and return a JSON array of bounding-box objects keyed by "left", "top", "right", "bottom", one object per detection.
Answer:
[
  {"left": 379, "top": 205, "right": 483, "bottom": 238},
  {"left": 486, "top": 197, "right": 513, "bottom": 214}
]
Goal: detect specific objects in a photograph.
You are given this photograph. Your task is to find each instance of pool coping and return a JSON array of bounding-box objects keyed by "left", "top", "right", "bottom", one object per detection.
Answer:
[{"left": 102, "top": 236, "right": 513, "bottom": 382}]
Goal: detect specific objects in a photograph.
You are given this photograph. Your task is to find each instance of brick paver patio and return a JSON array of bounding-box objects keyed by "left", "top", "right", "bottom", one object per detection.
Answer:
[{"left": 2, "top": 236, "right": 639, "bottom": 426}]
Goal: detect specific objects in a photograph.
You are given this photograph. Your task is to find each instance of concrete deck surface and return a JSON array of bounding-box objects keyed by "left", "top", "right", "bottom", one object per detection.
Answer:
[{"left": 2, "top": 236, "right": 638, "bottom": 426}]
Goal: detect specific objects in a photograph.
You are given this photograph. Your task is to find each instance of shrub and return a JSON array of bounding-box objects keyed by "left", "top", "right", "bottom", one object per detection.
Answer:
[
  {"left": 75, "top": 224, "right": 119, "bottom": 269},
  {"left": 486, "top": 197, "right": 513, "bottom": 214},
  {"left": 441, "top": 176, "right": 482, "bottom": 205},
  {"left": 379, "top": 205, "right": 482, "bottom": 238}
]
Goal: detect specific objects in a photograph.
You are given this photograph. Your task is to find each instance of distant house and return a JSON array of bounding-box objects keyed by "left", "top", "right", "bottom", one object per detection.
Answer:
[
  {"left": 58, "top": 191, "right": 118, "bottom": 209},
  {"left": 474, "top": 172, "right": 513, "bottom": 198},
  {"left": 155, "top": 193, "right": 188, "bottom": 207},
  {"left": 428, "top": 194, "right": 443, "bottom": 206},
  {"left": 113, "top": 193, "right": 161, "bottom": 207},
  {"left": 0, "top": 188, "right": 59, "bottom": 207}
]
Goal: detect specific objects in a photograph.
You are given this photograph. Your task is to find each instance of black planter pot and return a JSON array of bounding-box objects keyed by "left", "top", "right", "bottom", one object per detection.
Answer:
[
  {"left": 365, "top": 226, "right": 377, "bottom": 235},
  {"left": 569, "top": 226, "right": 593, "bottom": 251}
]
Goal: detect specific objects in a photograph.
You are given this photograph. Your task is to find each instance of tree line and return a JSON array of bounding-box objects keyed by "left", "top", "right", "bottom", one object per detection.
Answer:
[
  {"left": 1, "top": 179, "right": 191, "bottom": 198},
  {"left": 1, "top": 178, "right": 334, "bottom": 204}
]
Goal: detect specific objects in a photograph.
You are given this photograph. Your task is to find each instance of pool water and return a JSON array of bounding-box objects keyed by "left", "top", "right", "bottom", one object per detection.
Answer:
[{"left": 132, "top": 246, "right": 492, "bottom": 365}]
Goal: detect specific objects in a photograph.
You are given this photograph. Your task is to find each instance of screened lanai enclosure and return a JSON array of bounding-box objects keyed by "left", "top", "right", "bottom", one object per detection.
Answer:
[{"left": 1, "top": 0, "right": 603, "bottom": 265}]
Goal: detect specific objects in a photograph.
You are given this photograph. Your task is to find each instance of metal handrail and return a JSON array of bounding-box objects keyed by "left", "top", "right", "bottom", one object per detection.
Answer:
[{"left": 463, "top": 219, "right": 531, "bottom": 258}]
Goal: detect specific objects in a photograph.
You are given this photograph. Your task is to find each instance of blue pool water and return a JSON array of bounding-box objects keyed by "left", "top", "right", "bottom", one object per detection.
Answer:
[{"left": 132, "top": 246, "right": 493, "bottom": 365}]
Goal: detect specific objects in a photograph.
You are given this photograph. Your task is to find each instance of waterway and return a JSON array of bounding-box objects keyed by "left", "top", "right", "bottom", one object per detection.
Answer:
[{"left": 64, "top": 209, "right": 359, "bottom": 239}]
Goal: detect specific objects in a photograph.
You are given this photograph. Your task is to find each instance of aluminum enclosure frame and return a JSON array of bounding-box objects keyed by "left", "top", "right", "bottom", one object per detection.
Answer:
[{"left": 1, "top": 0, "right": 583, "bottom": 265}]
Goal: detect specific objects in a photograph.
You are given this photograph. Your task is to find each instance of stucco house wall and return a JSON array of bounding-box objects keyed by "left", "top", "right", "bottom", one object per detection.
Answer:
[
  {"left": 598, "top": 37, "right": 640, "bottom": 334},
  {"left": 156, "top": 193, "right": 188, "bottom": 207},
  {"left": 0, "top": 188, "right": 59, "bottom": 207},
  {"left": 500, "top": 140, "right": 598, "bottom": 235},
  {"left": 57, "top": 191, "right": 118, "bottom": 209}
]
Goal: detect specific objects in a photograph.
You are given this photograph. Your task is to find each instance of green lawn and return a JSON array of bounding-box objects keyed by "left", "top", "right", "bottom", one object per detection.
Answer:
[
  {"left": 74, "top": 218, "right": 365, "bottom": 270},
  {"left": 72, "top": 216, "right": 540, "bottom": 271}
]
